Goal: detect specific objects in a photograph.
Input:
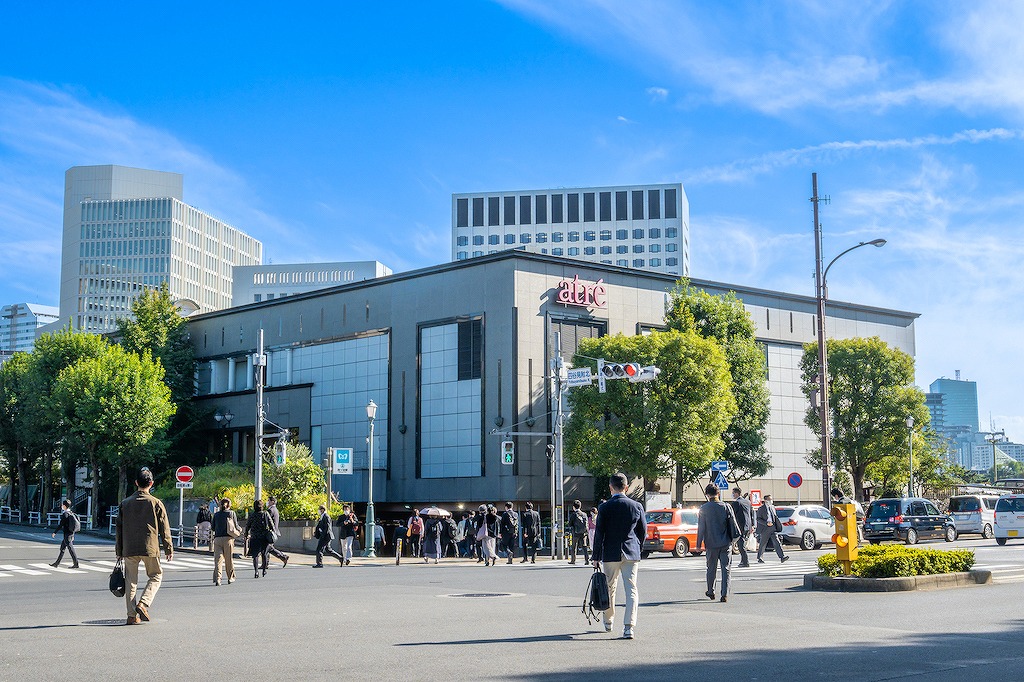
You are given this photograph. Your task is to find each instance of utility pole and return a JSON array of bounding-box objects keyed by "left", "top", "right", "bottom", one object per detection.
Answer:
[
  {"left": 552, "top": 332, "right": 566, "bottom": 560},
  {"left": 812, "top": 172, "right": 833, "bottom": 506},
  {"left": 254, "top": 329, "right": 266, "bottom": 502}
]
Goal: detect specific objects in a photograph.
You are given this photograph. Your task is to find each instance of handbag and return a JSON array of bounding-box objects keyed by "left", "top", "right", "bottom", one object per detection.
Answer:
[
  {"left": 226, "top": 515, "right": 241, "bottom": 539},
  {"left": 475, "top": 524, "right": 488, "bottom": 541},
  {"left": 109, "top": 558, "right": 125, "bottom": 597},
  {"left": 744, "top": 533, "right": 757, "bottom": 551},
  {"left": 582, "top": 568, "right": 610, "bottom": 625}
]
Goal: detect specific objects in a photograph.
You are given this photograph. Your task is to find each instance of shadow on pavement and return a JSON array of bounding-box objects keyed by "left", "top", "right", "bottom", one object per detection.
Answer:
[{"left": 397, "top": 633, "right": 596, "bottom": 646}]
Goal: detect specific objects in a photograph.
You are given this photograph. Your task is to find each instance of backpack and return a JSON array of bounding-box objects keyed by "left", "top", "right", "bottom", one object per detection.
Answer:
[
  {"left": 582, "top": 568, "right": 610, "bottom": 624},
  {"left": 70, "top": 512, "right": 81, "bottom": 534},
  {"left": 410, "top": 517, "right": 424, "bottom": 534},
  {"left": 570, "top": 509, "right": 586, "bottom": 534}
]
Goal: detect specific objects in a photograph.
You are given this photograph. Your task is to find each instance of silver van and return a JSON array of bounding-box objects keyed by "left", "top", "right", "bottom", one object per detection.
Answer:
[{"left": 947, "top": 495, "right": 999, "bottom": 538}]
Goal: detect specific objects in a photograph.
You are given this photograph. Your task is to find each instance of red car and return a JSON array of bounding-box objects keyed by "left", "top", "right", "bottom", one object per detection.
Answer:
[{"left": 642, "top": 508, "right": 702, "bottom": 558}]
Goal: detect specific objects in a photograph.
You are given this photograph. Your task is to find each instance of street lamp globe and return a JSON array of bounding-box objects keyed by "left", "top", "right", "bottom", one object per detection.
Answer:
[
  {"left": 366, "top": 399, "right": 377, "bottom": 421},
  {"left": 906, "top": 415, "right": 914, "bottom": 429}
]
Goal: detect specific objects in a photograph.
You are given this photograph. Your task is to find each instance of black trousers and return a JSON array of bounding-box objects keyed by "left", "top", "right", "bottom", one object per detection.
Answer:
[
  {"left": 570, "top": 533, "right": 590, "bottom": 563},
  {"left": 523, "top": 534, "right": 539, "bottom": 561},
  {"left": 315, "top": 537, "right": 342, "bottom": 565},
  {"left": 500, "top": 534, "right": 516, "bottom": 561},
  {"left": 56, "top": 535, "right": 78, "bottom": 565},
  {"left": 267, "top": 544, "right": 288, "bottom": 562},
  {"left": 408, "top": 533, "right": 421, "bottom": 557}
]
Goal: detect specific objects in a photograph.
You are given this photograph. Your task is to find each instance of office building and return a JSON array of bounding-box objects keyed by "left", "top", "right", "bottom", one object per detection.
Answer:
[
  {"left": 58, "top": 165, "right": 262, "bottom": 333},
  {"left": 452, "top": 183, "right": 689, "bottom": 277},
  {"left": 927, "top": 374, "right": 980, "bottom": 434},
  {"left": 188, "top": 250, "right": 916, "bottom": 512},
  {"left": 0, "top": 302, "right": 59, "bottom": 361},
  {"left": 232, "top": 261, "right": 392, "bottom": 307}
]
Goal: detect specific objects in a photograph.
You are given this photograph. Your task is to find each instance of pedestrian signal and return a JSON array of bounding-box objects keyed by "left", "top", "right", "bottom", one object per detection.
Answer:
[
  {"left": 831, "top": 503, "right": 859, "bottom": 574},
  {"left": 501, "top": 440, "right": 515, "bottom": 465}
]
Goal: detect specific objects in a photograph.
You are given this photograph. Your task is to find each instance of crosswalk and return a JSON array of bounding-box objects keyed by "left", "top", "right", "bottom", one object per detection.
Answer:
[
  {"left": 974, "top": 563, "right": 1024, "bottom": 584},
  {"left": 640, "top": 557, "right": 816, "bottom": 582},
  {"left": 0, "top": 555, "right": 218, "bottom": 579}
]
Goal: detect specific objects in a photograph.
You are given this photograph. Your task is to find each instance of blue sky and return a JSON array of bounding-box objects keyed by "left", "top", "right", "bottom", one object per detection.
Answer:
[{"left": 1, "top": 1, "right": 1022, "bottom": 440}]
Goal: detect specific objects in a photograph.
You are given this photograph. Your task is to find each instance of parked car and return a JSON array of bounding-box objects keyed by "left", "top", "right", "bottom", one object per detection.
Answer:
[
  {"left": 947, "top": 494, "right": 999, "bottom": 539},
  {"left": 776, "top": 505, "right": 834, "bottom": 550},
  {"left": 993, "top": 494, "right": 1024, "bottom": 545},
  {"left": 862, "top": 497, "right": 956, "bottom": 545},
  {"left": 642, "top": 508, "right": 701, "bottom": 558}
]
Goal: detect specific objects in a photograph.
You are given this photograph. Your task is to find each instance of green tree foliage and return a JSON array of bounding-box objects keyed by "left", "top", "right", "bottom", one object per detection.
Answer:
[
  {"left": 800, "top": 336, "right": 930, "bottom": 502},
  {"left": 263, "top": 442, "right": 332, "bottom": 520},
  {"left": 53, "top": 344, "right": 177, "bottom": 512},
  {"left": 665, "top": 281, "right": 771, "bottom": 481},
  {"left": 0, "top": 354, "right": 31, "bottom": 511},
  {"left": 564, "top": 330, "right": 736, "bottom": 490}
]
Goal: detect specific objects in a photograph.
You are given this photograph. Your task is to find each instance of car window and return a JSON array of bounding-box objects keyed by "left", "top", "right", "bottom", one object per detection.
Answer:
[
  {"left": 984, "top": 498, "right": 998, "bottom": 510},
  {"left": 646, "top": 512, "right": 673, "bottom": 524},
  {"left": 868, "top": 501, "right": 899, "bottom": 519},
  {"left": 815, "top": 508, "right": 833, "bottom": 520},
  {"left": 908, "top": 502, "right": 925, "bottom": 516},
  {"left": 776, "top": 508, "right": 795, "bottom": 518},
  {"left": 798, "top": 509, "right": 810, "bottom": 517},
  {"left": 996, "top": 498, "right": 1024, "bottom": 513},
  {"left": 924, "top": 501, "right": 940, "bottom": 515},
  {"left": 949, "top": 497, "right": 980, "bottom": 513},
  {"left": 680, "top": 511, "right": 698, "bottom": 525}
]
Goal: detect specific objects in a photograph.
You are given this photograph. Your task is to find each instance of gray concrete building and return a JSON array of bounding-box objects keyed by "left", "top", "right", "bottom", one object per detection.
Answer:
[
  {"left": 231, "top": 261, "right": 392, "bottom": 307},
  {"left": 188, "top": 250, "right": 916, "bottom": 514}
]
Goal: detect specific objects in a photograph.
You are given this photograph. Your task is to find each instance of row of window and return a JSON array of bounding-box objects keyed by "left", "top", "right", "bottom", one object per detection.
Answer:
[
  {"left": 456, "top": 250, "right": 678, "bottom": 268},
  {"left": 457, "top": 227, "right": 679, "bottom": 247},
  {"left": 456, "top": 188, "right": 679, "bottom": 228}
]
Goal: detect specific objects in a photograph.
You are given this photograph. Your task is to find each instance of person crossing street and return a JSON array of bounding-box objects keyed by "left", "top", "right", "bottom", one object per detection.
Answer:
[{"left": 50, "top": 499, "right": 79, "bottom": 569}]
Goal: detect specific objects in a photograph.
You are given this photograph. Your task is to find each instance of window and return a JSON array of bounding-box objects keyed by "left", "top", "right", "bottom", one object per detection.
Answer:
[
  {"left": 458, "top": 318, "right": 482, "bottom": 380},
  {"left": 568, "top": 231, "right": 580, "bottom": 242},
  {"left": 633, "top": 258, "right": 645, "bottom": 268},
  {"left": 649, "top": 243, "right": 661, "bottom": 253},
  {"left": 599, "top": 191, "right": 611, "bottom": 221},
  {"left": 505, "top": 234, "right": 516, "bottom": 244},
  {"left": 616, "top": 229, "right": 628, "bottom": 239},
  {"left": 568, "top": 247, "right": 580, "bottom": 256},
  {"left": 472, "top": 235, "right": 484, "bottom": 246},
  {"left": 552, "top": 232, "right": 564, "bottom": 242},
  {"left": 504, "top": 196, "right": 516, "bottom": 225},
  {"left": 633, "top": 229, "right": 644, "bottom": 239},
  {"left": 457, "top": 251, "right": 468, "bottom": 260},
  {"left": 536, "top": 232, "right": 548, "bottom": 243},
  {"left": 924, "top": 501, "right": 940, "bottom": 515},
  {"left": 584, "top": 246, "right": 596, "bottom": 255},
  {"left": 616, "top": 245, "right": 628, "bottom": 254},
  {"left": 666, "top": 227, "right": 678, "bottom": 238},
  {"left": 472, "top": 250, "right": 483, "bottom": 257},
  {"left": 567, "top": 193, "right": 580, "bottom": 222},
  {"left": 456, "top": 236, "right": 469, "bottom": 247},
  {"left": 633, "top": 244, "right": 645, "bottom": 253},
  {"left": 456, "top": 198, "right": 469, "bottom": 227},
  {"left": 615, "top": 191, "right": 628, "bottom": 220},
  {"left": 254, "top": 294, "right": 262, "bottom": 302},
  {"left": 601, "top": 259, "right": 612, "bottom": 264},
  {"left": 600, "top": 229, "right": 611, "bottom": 241},
  {"left": 666, "top": 257, "right": 678, "bottom": 266},
  {"left": 665, "top": 188, "right": 678, "bottom": 219},
  {"left": 520, "top": 233, "right": 532, "bottom": 244},
  {"left": 551, "top": 194, "right": 564, "bottom": 223},
  {"left": 472, "top": 197, "right": 484, "bottom": 226},
  {"left": 520, "top": 195, "right": 532, "bottom": 225},
  {"left": 583, "top": 192, "right": 595, "bottom": 221},
  {"left": 632, "top": 190, "right": 644, "bottom": 219},
  {"left": 649, "top": 228, "right": 661, "bottom": 239},
  {"left": 648, "top": 189, "right": 661, "bottom": 219},
  {"left": 600, "top": 246, "right": 611, "bottom": 255},
  {"left": 488, "top": 197, "right": 500, "bottom": 226},
  {"left": 584, "top": 231, "right": 596, "bottom": 241},
  {"left": 552, "top": 247, "right": 564, "bottom": 256},
  {"left": 535, "top": 195, "right": 547, "bottom": 224},
  {"left": 488, "top": 234, "right": 500, "bottom": 245},
  {"left": 616, "top": 259, "right": 628, "bottom": 266},
  {"left": 649, "top": 257, "right": 661, "bottom": 266},
  {"left": 666, "top": 243, "right": 678, "bottom": 252}
]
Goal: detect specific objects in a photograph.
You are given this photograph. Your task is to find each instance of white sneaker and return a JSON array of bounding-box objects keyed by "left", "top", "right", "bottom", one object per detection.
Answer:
[
  {"left": 623, "top": 625, "right": 634, "bottom": 640},
  {"left": 603, "top": 621, "right": 613, "bottom": 632}
]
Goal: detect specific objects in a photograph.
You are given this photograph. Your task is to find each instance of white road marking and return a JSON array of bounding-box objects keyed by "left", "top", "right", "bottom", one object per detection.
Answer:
[
  {"left": 29, "top": 563, "right": 84, "bottom": 574},
  {"left": 0, "top": 564, "right": 49, "bottom": 576}
]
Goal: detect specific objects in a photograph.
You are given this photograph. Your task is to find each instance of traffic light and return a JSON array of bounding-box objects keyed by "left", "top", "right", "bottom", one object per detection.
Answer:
[
  {"left": 831, "top": 503, "right": 859, "bottom": 574},
  {"left": 274, "top": 438, "right": 287, "bottom": 467},
  {"left": 599, "top": 360, "right": 641, "bottom": 379},
  {"left": 628, "top": 366, "right": 661, "bottom": 383},
  {"left": 501, "top": 440, "right": 515, "bottom": 466}
]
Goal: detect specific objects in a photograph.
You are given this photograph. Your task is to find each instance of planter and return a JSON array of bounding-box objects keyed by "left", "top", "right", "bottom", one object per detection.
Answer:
[{"left": 804, "top": 570, "right": 993, "bottom": 592}]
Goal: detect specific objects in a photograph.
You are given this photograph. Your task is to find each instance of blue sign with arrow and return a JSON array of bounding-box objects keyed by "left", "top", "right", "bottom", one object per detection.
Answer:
[
  {"left": 711, "top": 460, "right": 729, "bottom": 472},
  {"left": 713, "top": 471, "right": 730, "bottom": 490}
]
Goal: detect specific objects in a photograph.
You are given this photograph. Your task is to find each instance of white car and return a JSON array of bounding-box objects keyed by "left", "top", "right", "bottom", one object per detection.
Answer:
[
  {"left": 993, "top": 494, "right": 1024, "bottom": 545},
  {"left": 948, "top": 494, "right": 999, "bottom": 539},
  {"left": 776, "top": 504, "right": 835, "bottom": 550}
]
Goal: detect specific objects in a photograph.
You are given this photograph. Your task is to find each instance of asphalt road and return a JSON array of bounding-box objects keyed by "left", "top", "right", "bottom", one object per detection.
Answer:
[{"left": 3, "top": 524, "right": 1024, "bottom": 681}]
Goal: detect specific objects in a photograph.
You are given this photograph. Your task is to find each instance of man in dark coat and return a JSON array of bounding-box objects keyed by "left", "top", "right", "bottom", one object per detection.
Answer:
[
  {"left": 499, "top": 502, "right": 519, "bottom": 564},
  {"left": 755, "top": 494, "right": 789, "bottom": 564},
  {"left": 313, "top": 505, "right": 344, "bottom": 567},
  {"left": 730, "top": 487, "right": 755, "bottom": 568},
  {"left": 592, "top": 472, "right": 646, "bottom": 640},
  {"left": 568, "top": 499, "right": 590, "bottom": 565},
  {"left": 699, "top": 484, "right": 742, "bottom": 602},
  {"left": 116, "top": 468, "right": 173, "bottom": 625},
  {"left": 50, "top": 499, "right": 79, "bottom": 568},
  {"left": 520, "top": 502, "right": 541, "bottom": 563},
  {"left": 265, "top": 496, "right": 290, "bottom": 568}
]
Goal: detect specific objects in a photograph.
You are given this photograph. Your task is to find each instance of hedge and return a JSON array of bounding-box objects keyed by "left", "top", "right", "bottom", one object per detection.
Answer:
[{"left": 817, "top": 545, "right": 975, "bottom": 578}]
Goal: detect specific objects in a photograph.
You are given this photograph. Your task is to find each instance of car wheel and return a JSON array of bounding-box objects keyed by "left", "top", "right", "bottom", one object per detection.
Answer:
[
  {"left": 983, "top": 524, "right": 994, "bottom": 540},
  {"left": 800, "top": 530, "right": 816, "bottom": 551},
  {"left": 996, "top": 537, "right": 1007, "bottom": 546},
  {"left": 672, "top": 537, "right": 690, "bottom": 558},
  {"left": 945, "top": 526, "right": 957, "bottom": 542},
  {"left": 905, "top": 528, "right": 919, "bottom": 545},
  {"left": 641, "top": 551, "right": 651, "bottom": 559}
]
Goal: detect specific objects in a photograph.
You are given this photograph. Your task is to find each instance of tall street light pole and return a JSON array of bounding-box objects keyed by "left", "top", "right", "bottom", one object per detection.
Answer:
[
  {"left": 812, "top": 172, "right": 887, "bottom": 505},
  {"left": 906, "top": 415, "right": 915, "bottom": 497},
  {"left": 364, "top": 400, "right": 377, "bottom": 558}
]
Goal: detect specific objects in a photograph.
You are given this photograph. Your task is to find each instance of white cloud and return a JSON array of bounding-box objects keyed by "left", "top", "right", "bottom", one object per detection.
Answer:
[{"left": 646, "top": 86, "right": 669, "bottom": 102}]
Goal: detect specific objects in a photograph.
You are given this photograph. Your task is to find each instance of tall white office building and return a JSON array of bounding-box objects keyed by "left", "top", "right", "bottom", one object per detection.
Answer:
[
  {"left": 0, "top": 302, "right": 59, "bottom": 362},
  {"left": 59, "top": 165, "right": 262, "bottom": 333},
  {"left": 452, "top": 183, "right": 689, "bottom": 277}
]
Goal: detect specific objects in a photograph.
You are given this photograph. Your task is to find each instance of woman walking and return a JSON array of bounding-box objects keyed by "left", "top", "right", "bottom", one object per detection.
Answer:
[
  {"left": 587, "top": 507, "right": 598, "bottom": 549},
  {"left": 244, "top": 499, "right": 275, "bottom": 578},
  {"left": 422, "top": 515, "right": 442, "bottom": 564},
  {"left": 481, "top": 505, "right": 499, "bottom": 566}
]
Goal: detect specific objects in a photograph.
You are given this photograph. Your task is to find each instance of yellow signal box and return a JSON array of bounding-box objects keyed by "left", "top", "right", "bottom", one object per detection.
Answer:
[{"left": 830, "top": 503, "right": 859, "bottom": 575}]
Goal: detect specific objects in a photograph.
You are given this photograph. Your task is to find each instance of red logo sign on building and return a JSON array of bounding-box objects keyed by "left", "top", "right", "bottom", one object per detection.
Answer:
[{"left": 555, "top": 275, "right": 607, "bottom": 309}]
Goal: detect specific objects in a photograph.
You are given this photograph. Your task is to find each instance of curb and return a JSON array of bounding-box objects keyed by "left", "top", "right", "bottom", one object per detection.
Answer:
[{"left": 803, "top": 569, "right": 993, "bottom": 592}]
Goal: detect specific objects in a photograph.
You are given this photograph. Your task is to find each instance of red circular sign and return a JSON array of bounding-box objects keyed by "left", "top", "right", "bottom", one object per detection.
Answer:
[
  {"left": 787, "top": 472, "right": 803, "bottom": 488},
  {"left": 175, "top": 466, "right": 194, "bottom": 483}
]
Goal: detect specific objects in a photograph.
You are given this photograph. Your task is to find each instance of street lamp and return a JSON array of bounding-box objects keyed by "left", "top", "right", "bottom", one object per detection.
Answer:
[
  {"left": 906, "top": 415, "right": 915, "bottom": 497},
  {"left": 364, "top": 400, "right": 378, "bottom": 558},
  {"left": 813, "top": 172, "right": 886, "bottom": 505}
]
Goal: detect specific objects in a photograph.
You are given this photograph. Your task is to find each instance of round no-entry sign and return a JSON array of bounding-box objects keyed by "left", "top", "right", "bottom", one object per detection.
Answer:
[
  {"left": 787, "top": 472, "right": 803, "bottom": 488},
  {"left": 175, "top": 466, "right": 194, "bottom": 483}
]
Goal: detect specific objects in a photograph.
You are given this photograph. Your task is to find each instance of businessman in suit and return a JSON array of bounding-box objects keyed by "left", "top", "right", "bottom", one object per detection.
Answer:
[
  {"left": 592, "top": 472, "right": 647, "bottom": 640},
  {"left": 313, "top": 505, "right": 344, "bottom": 567},
  {"left": 698, "top": 484, "right": 741, "bottom": 602},
  {"left": 755, "top": 494, "right": 789, "bottom": 564},
  {"left": 730, "top": 487, "right": 755, "bottom": 568}
]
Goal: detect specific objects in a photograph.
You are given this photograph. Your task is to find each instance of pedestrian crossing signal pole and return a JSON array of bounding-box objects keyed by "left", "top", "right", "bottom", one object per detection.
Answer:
[{"left": 831, "top": 503, "right": 859, "bottom": 575}]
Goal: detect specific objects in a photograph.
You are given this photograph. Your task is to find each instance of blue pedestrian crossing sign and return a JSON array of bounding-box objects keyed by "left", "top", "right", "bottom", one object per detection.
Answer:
[{"left": 713, "top": 471, "right": 730, "bottom": 490}]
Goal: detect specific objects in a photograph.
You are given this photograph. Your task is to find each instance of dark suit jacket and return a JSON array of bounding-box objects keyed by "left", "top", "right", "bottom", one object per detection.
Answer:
[
  {"left": 755, "top": 504, "right": 782, "bottom": 533},
  {"left": 58, "top": 510, "right": 76, "bottom": 538},
  {"left": 698, "top": 500, "right": 739, "bottom": 550},
  {"left": 592, "top": 493, "right": 646, "bottom": 563},
  {"left": 315, "top": 513, "right": 334, "bottom": 540},
  {"left": 521, "top": 510, "right": 540, "bottom": 537},
  {"left": 267, "top": 505, "right": 281, "bottom": 533},
  {"left": 730, "top": 497, "right": 754, "bottom": 534}
]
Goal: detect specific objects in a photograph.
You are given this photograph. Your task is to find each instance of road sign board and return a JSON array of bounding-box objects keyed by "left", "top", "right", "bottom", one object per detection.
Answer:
[
  {"left": 566, "top": 367, "right": 593, "bottom": 388},
  {"left": 331, "top": 447, "right": 353, "bottom": 475},
  {"left": 175, "top": 466, "right": 194, "bottom": 483},
  {"left": 750, "top": 489, "right": 762, "bottom": 507},
  {"left": 788, "top": 472, "right": 803, "bottom": 488},
  {"left": 713, "top": 471, "right": 729, "bottom": 490},
  {"left": 175, "top": 481, "right": 193, "bottom": 489},
  {"left": 711, "top": 460, "right": 729, "bottom": 472}
]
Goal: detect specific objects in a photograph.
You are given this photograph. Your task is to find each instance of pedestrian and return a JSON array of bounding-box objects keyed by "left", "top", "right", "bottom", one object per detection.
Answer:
[
  {"left": 264, "top": 496, "right": 290, "bottom": 568},
  {"left": 212, "top": 498, "right": 240, "bottom": 585},
  {"left": 698, "top": 484, "right": 742, "bottom": 603},
  {"left": 480, "top": 505, "right": 499, "bottom": 566},
  {"left": 244, "top": 499, "right": 275, "bottom": 578},
  {"left": 407, "top": 509, "right": 424, "bottom": 558},
  {"left": 392, "top": 520, "right": 408, "bottom": 557},
  {"left": 591, "top": 473, "right": 646, "bottom": 640},
  {"left": 49, "top": 499, "right": 80, "bottom": 569},
  {"left": 456, "top": 512, "right": 472, "bottom": 557},
  {"left": 500, "top": 502, "right": 519, "bottom": 564},
  {"left": 473, "top": 507, "right": 487, "bottom": 562},
  {"left": 115, "top": 468, "right": 173, "bottom": 625},
  {"left": 568, "top": 500, "right": 590, "bottom": 564},
  {"left": 587, "top": 507, "right": 598, "bottom": 548},
  {"left": 755, "top": 494, "right": 789, "bottom": 564},
  {"left": 339, "top": 505, "right": 358, "bottom": 566},
  {"left": 730, "top": 486, "right": 755, "bottom": 568},
  {"left": 313, "top": 505, "right": 344, "bottom": 567},
  {"left": 422, "top": 515, "right": 442, "bottom": 563},
  {"left": 520, "top": 501, "right": 541, "bottom": 564},
  {"left": 196, "top": 502, "right": 214, "bottom": 552},
  {"left": 373, "top": 521, "right": 386, "bottom": 556}
]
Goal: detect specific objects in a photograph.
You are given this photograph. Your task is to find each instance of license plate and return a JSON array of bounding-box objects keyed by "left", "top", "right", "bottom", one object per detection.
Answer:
[{"left": 1010, "top": 530, "right": 1019, "bottom": 537}]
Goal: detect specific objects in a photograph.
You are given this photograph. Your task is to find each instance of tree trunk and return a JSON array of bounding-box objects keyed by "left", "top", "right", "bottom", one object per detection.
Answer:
[
  {"left": 852, "top": 468, "right": 864, "bottom": 503},
  {"left": 674, "top": 463, "right": 684, "bottom": 506},
  {"left": 64, "top": 458, "right": 76, "bottom": 511},
  {"left": 89, "top": 450, "right": 100, "bottom": 530},
  {"left": 16, "top": 447, "right": 29, "bottom": 513},
  {"left": 117, "top": 464, "right": 128, "bottom": 505},
  {"left": 41, "top": 451, "right": 52, "bottom": 514}
]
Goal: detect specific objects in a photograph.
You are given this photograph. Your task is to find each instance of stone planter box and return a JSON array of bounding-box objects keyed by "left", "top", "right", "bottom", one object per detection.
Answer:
[
  {"left": 272, "top": 520, "right": 361, "bottom": 554},
  {"left": 804, "top": 570, "right": 993, "bottom": 592}
]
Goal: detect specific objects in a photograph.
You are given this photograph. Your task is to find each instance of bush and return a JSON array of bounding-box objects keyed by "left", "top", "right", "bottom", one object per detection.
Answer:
[
  {"left": 154, "top": 462, "right": 252, "bottom": 502},
  {"left": 817, "top": 544, "right": 975, "bottom": 578}
]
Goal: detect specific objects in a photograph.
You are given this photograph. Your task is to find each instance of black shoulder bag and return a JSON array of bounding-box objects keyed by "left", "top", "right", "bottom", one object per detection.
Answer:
[
  {"left": 582, "top": 567, "right": 610, "bottom": 625},
  {"left": 109, "top": 558, "right": 125, "bottom": 597}
]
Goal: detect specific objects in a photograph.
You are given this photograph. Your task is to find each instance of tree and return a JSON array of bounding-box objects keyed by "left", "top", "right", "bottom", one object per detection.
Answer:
[
  {"left": 665, "top": 281, "right": 771, "bottom": 482},
  {"left": 800, "top": 336, "right": 930, "bottom": 502},
  {"left": 53, "top": 344, "right": 177, "bottom": 514},
  {"left": 0, "top": 354, "right": 31, "bottom": 511},
  {"left": 564, "top": 330, "right": 736, "bottom": 494},
  {"left": 263, "top": 442, "right": 331, "bottom": 520}
]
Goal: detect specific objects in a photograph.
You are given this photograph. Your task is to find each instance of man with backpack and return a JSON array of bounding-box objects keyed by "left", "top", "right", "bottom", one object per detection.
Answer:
[
  {"left": 568, "top": 500, "right": 590, "bottom": 565},
  {"left": 499, "top": 502, "right": 519, "bottom": 564},
  {"left": 50, "top": 499, "right": 80, "bottom": 569}
]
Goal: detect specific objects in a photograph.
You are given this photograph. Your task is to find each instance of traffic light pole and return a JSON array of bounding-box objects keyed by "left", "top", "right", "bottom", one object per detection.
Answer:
[
  {"left": 552, "top": 332, "right": 566, "bottom": 561},
  {"left": 254, "top": 329, "right": 266, "bottom": 503}
]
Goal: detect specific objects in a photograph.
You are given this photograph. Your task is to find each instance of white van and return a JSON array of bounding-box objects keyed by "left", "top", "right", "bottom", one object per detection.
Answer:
[
  {"left": 947, "top": 494, "right": 999, "bottom": 539},
  {"left": 993, "top": 494, "right": 1024, "bottom": 545}
]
